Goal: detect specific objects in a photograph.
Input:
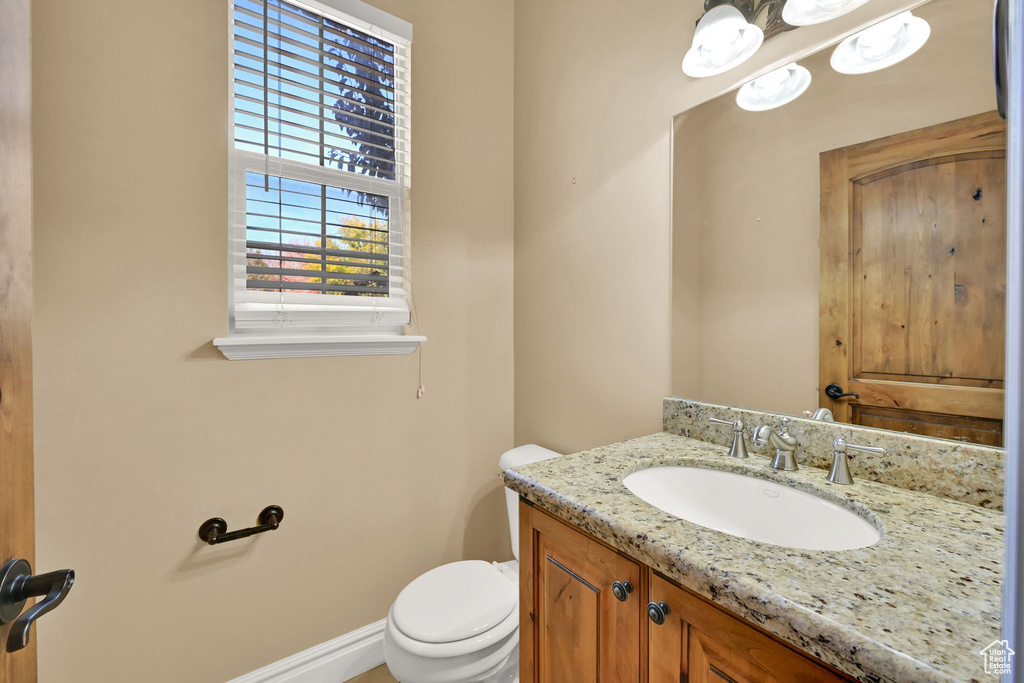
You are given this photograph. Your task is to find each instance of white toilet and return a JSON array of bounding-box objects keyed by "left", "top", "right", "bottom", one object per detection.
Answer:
[{"left": 383, "top": 445, "right": 563, "bottom": 683}]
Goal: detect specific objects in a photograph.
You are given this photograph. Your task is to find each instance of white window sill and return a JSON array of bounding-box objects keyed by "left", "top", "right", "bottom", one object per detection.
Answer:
[{"left": 212, "top": 334, "right": 426, "bottom": 360}]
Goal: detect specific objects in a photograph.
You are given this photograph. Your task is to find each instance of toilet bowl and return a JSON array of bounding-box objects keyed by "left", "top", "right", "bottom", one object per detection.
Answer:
[{"left": 383, "top": 445, "right": 562, "bottom": 683}]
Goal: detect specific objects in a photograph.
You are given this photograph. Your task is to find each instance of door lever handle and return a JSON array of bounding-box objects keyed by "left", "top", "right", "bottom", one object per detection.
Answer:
[
  {"left": 0, "top": 559, "right": 75, "bottom": 653},
  {"left": 825, "top": 384, "right": 860, "bottom": 400}
]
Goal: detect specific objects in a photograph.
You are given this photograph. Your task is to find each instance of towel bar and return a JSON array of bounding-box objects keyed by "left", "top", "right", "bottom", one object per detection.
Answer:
[{"left": 198, "top": 505, "right": 283, "bottom": 545}]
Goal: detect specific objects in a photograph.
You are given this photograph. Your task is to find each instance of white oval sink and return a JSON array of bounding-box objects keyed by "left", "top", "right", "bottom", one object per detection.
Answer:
[{"left": 622, "top": 466, "right": 880, "bottom": 551}]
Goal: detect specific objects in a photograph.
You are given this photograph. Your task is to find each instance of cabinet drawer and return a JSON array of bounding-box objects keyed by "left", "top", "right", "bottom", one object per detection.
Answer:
[{"left": 649, "top": 574, "right": 852, "bottom": 683}]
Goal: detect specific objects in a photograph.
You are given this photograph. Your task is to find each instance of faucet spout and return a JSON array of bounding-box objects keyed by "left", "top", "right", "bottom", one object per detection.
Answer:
[{"left": 751, "top": 418, "right": 799, "bottom": 470}]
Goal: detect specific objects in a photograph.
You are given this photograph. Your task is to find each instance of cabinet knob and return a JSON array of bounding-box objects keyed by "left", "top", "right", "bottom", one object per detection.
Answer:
[
  {"left": 647, "top": 601, "right": 671, "bottom": 625},
  {"left": 611, "top": 580, "right": 633, "bottom": 602}
]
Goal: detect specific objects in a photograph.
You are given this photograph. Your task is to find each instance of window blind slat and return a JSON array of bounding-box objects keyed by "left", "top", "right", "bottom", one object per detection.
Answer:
[
  {"left": 247, "top": 266, "right": 389, "bottom": 281},
  {"left": 246, "top": 280, "right": 386, "bottom": 295},
  {"left": 248, "top": 253, "right": 390, "bottom": 269},
  {"left": 246, "top": 228, "right": 389, "bottom": 251},
  {"left": 245, "top": 226, "right": 389, "bottom": 249},
  {"left": 246, "top": 240, "right": 396, "bottom": 261}
]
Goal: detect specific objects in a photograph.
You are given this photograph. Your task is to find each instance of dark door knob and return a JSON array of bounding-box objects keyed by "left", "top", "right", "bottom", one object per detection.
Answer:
[
  {"left": 611, "top": 580, "right": 633, "bottom": 602},
  {"left": 648, "top": 601, "right": 671, "bottom": 625},
  {"left": 0, "top": 559, "right": 75, "bottom": 653},
  {"left": 825, "top": 384, "right": 860, "bottom": 400}
]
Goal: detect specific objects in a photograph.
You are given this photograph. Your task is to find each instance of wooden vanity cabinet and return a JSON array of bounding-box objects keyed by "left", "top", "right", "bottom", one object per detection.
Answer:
[
  {"left": 520, "top": 501, "right": 854, "bottom": 683},
  {"left": 519, "top": 501, "right": 645, "bottom": 683}
]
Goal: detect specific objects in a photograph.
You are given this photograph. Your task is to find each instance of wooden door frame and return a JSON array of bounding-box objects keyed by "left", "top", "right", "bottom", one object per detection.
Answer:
[
  {"left": 1002, "top": 0, "right": 1024, "bottom": 676},
  {"left": 819, "top": 111, "right": 1007, "bottom": 424},
  {"left": 0, "top": 0, "right": 37, "bottom": 680}
]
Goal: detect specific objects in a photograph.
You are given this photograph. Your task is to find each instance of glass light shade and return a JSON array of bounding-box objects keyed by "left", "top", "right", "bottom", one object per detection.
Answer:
[
  {"left": 830, "top": 11, "right": 931, "bottom": 75},
  {"left": 682, "top": 5, "right": 764, "bottom": 78},
  {"left": 736, "top": 63, "right": 812, "bottom": 111},
  {"left": 782, "top": 0, "right": 872, "bottom": 27}
]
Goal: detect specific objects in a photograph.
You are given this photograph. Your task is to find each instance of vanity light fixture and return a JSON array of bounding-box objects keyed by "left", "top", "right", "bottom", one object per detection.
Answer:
[
  {"left": 682, "top": 2, "right": 766, "bottom": 77},
  {"left": 782, "top": 0, "right": 872, "bottom": 27},
  {"left": 830, "top": 11, "right": 931, "bottom": 74},
  {"left": 736, "top": 62, "right": 812, "bottom": 110}
]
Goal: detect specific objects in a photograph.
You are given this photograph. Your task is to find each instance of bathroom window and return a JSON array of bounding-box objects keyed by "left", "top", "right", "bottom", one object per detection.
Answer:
[{"left": 216, "top": 0, "right": 422, "bottom": 359}]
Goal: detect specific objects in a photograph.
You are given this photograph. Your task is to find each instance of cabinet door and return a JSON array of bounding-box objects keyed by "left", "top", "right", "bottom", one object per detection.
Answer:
[
  {"left": 649, "top": 575, "right": 851, "bottom": 683},
  {"left": 519, "top": 501, "right": 644, "bottom": 683}
]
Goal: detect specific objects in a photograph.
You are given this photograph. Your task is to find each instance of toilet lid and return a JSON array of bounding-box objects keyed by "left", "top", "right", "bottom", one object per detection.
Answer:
[{"left": 392, "top": 561, "right": 517, "bottom": 644}]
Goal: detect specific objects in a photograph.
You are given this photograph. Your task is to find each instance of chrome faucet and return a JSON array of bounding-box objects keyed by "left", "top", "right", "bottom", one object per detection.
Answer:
[
  {"left": 708, "top": 417, "right": 749, "bottom": 459},
  {"left": 751, "top": 417, "right": 799, "bottom": 471},
  {"left": 805, "top": 408, "right": 835, "bottom": 422},
  {"left": 827, "top": 438, "right": 885, "bottom": 485}
]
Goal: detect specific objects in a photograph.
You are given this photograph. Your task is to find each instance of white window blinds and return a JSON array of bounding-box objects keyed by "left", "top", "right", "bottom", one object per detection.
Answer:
[{"left": 229, "top": 0, "right": 412, "bottom": 332}]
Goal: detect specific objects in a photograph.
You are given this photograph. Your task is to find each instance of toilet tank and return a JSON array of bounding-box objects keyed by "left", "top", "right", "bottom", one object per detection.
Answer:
[{"left": 499, "top": 445, "right": 563, "bottom": 561}]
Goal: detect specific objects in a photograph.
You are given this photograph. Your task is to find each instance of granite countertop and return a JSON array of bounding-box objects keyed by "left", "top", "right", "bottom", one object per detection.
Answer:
[{"left": 502, "top": 432, "right": 1004, "bottom": 683}]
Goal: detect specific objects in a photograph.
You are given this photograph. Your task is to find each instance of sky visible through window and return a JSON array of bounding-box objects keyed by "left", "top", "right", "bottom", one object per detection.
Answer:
[{"left": 232, "top": 0, "right": 399, "bottom": 296}]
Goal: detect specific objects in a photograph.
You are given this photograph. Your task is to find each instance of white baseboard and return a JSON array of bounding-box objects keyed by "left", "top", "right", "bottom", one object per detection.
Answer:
[{"left": 228, "top": 619, "right": 387, "bottom": 683}]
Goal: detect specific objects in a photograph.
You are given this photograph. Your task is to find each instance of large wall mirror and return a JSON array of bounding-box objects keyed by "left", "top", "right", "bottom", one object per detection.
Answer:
[{"left": 671, "top": 0, "right": 1005, "bottom": 446}]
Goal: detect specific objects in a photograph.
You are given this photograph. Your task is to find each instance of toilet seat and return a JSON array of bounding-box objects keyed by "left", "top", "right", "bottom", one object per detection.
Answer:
[
  {"left": 388, "top": 561, "right": 518, "bottom": 659},
  {"left": 393, "top": 561, "right": 517, "bottom": 644},
  {"left": 382, "top": 561, "right": 520, "bottom": 682},
  {"left": 385, "top": 602, "right": 518, "bottom": 659}
]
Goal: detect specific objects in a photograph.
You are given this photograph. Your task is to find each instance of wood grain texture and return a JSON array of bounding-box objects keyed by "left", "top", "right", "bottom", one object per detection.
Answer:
[
  {"left": 854, "top": 405, "right": 1002, "bottom": 447},
  {"left": 0, "top": 0, "right": 36, "bottom": 679},
  {"left": 854, "top": 154, "right": 1005, "bottom": 382},
  {"left": 519, "top": 501, "right": 644, "bottom": 683},
  {"left": 649, "top": 575, "right": 853, "bottom": 683},
  {"left": 539, "top": 556, "right": 599, "bottom": 681},
  {"left": 820, "top": 111, "right": 1007, "bottom": 444}
]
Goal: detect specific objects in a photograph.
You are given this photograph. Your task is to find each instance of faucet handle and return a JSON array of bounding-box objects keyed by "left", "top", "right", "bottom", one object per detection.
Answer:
[
  {"left": 709, "top": 417, "right": 749, "bottom": 459},
  {"left": 828, "top": 439, "right": 885, "bottom": 485},
  {"left": 709, "top": 417, "right": 744, "bottom": 431},
  {"left": 834, "top": 438, "right": 885, "bottom": 455},
  {"left": 779, "top": 416, "right": 792, "bottom": 435}
]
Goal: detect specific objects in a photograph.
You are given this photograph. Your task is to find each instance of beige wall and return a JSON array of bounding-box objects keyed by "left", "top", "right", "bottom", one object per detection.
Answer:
[
  {"left": 31, "top": 1, "right": 513, "bottom": 681},
  {"left": 513, "top": 0, "right": 932, "bottom": 453},
  {"left": 671, "top": 0, "right": 996, "bottom": 416}
]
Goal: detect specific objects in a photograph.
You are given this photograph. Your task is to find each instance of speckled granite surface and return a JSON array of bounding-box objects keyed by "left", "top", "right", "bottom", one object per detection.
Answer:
[
  {"left": 665, "top": 398, "right": 1006, "bottom": 510},
  {"left": 503, "top": 432, "right": 1003, "bottom": 683}
]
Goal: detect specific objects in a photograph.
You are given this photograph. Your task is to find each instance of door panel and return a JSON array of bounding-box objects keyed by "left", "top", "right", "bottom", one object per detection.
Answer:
[
  {"left": 519, "top": 502, "right": 644, "bottom": 683},
  {"left": 538, "top": 556, "right": 600, "bottom": 681},
  {"left": 0, "top": 0, "right": 37, "bottom": 679},
  {"left": 820, "top": 111, "right": 1007, "bottom": 445},
  {"left": 853, "top": 154, "right": 1005, "bottom": 383}
]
